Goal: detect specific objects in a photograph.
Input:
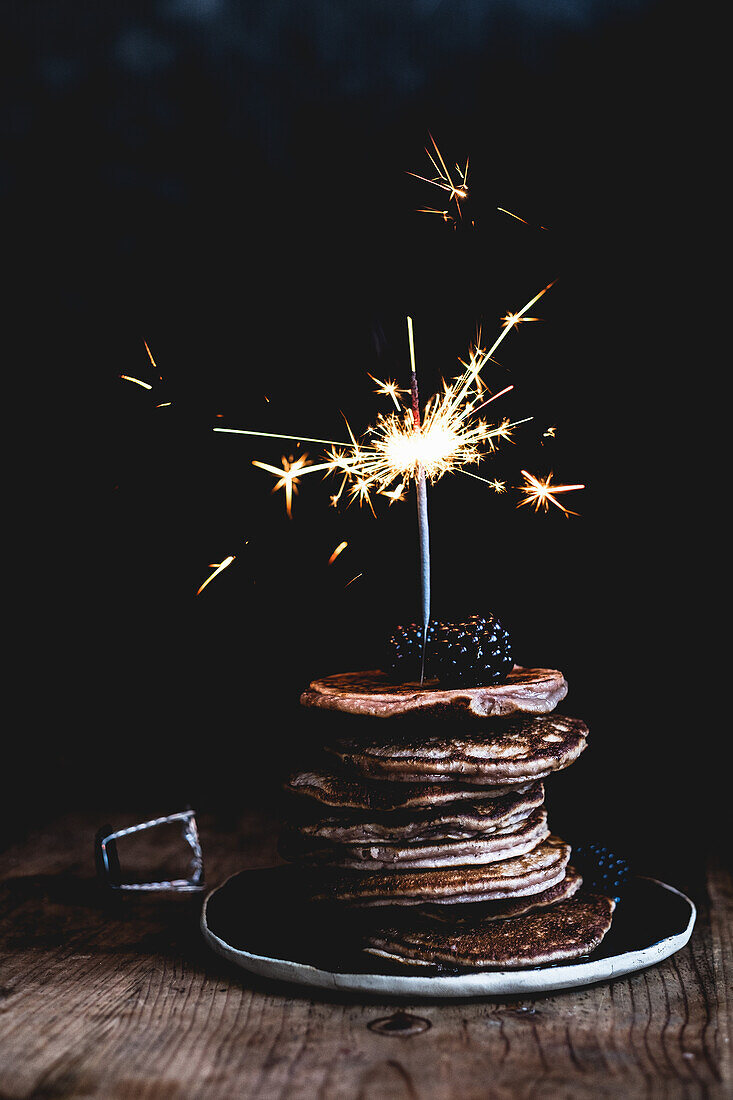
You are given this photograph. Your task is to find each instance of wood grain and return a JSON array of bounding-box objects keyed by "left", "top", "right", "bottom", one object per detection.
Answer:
[{"left": 1, "top": 808, "right": 730, "bottom": 1099}]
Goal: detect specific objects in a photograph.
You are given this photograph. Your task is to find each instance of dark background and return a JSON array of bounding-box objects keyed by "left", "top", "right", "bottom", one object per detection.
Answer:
[{"left": 4, "top": 2, "right": 721, "bottom": 882}]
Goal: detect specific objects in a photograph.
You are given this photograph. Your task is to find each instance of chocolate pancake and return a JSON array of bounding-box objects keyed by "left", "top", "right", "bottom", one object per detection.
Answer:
[
  {"left": 417, "top": 865, "right": 583, "bottom": 923},
  {"left": 283, "top": 807, "right": 549, "bottom": 871},
  {"left": 288, "top": 782, "right": 545, "bottom": 845},
  {"left": 285, "top": 768, "right": 536, "bottom": 812},
  {"left": 363, "top": 891, "right": 616, "bottom": 970},
  {"left": 310, "top": 835, "right": 571, "bottom": 906},
  {"left": 300, "top": 667, "right": 568, "bottom": 720},
  {"left": 325, "top": 714, "right": 588, "bottom": 785}
]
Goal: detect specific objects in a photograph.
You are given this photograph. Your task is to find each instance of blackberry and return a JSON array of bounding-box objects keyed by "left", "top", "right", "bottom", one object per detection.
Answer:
[
  {"left": 572, "top": 843, "right": 631, "bottom": 903},
  {"left": 384, "top": 620, "right": 439, "bottom": 682},
  {"left": 385, "top": 614, "right": 513, "bottom": 687}
]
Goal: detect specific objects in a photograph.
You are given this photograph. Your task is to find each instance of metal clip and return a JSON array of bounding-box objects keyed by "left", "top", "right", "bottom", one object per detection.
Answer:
[{"left": 95, "top": 808, "right": 205, "bottom": 892}]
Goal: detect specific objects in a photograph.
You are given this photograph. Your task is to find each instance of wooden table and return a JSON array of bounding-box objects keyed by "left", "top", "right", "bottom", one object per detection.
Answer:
[{"left": 1, "top": 805, "right": 730, "bottom": 1099}]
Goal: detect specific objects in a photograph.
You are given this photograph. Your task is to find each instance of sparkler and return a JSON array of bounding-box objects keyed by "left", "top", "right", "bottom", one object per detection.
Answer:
[
  {"left": 210, "top": 276, "right": 583, "bottom": 652},
  {"left": 406, "top": 315, "right": 431, "bottom": 681},
  {"left": 119, "top": 292, "right": 582, "bottom": 634},
  {"left": 117, "top": 132, "right": 586, "bottom": 647},
  {"left": 209, "top": 279, "right": 585, "bottom": 679}
]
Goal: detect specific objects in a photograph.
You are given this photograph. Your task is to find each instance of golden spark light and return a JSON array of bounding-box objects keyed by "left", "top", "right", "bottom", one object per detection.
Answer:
[
  {"left": 120, "top": 374, "right": 152, "bottom": 390},
  {"left": 328, "top": 540, "right": 348, "bottom": 565},
  {"left": 407, "top": 142, "right": 550, "bottom": 231},
  {"left": 250, "top": 453, "right": 332, "bottom": 519},
  {"left": 496, "top": 207, "right": 549, "bottom": 231},
  {"left": 518, "top": 470, "right": 585, "bottom": 516},
  {"left": 497, "top": 207, "right": 529, "bottom": 225},
  {"left": 408, "top": 133, "right": 469, "bottom": 223},
  {"left": 215, "top": 282, "right": 557, "bottom": 516},
  {"left": 196, "top": 555, "right": 236, "bottom": 596},
  {"left": 501, "top": 310, "right": 540, "bottom": 330},
  {"left": 368, "top": 374, "right": 409, "bottom": 411},
  {"left": 143, "top": 340, "right": 159, "bottom": 374},
  {"left": 121, "top": 342, "right": 173, "bottom": 405}
]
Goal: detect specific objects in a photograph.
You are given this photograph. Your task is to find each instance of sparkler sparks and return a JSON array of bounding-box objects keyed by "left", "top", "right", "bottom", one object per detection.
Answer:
[
  {"left": 215, "top": 281, "right": 558, "bottom": 517},
  {"left": 496, "top": 207, "right": 549, "bottom": 231},
  {"left": 143, "top": 340, "right": 159, "bottom": 375},
  {"left": 250, "top": 453, "right": 331, "bottom": 519},
  {"left": 120, "top": 375, "right": 152, "bottom": 390},
  {"left": 517, "top": 470, "right": 585, "bottom": 516},
  {"left": 196, "top": 555, "right": 236, "bottom": 596},
  {"left": 328, "top": 541, "right": 348, "bottom": 565},
  {"left": 121, "top": 342, "right": 172, "bottom": 404},
  {"left": 501, "top": 310, "right": 540, "bottom": 330},
  {"left": 408, "top": 134, "right": 469, "bottom": 224},
  {"left": 407, "top": 136, "right": 553, "bottom": 233},
  {"left": 368, "top": 374, "right": 409, "bottom": 411}
]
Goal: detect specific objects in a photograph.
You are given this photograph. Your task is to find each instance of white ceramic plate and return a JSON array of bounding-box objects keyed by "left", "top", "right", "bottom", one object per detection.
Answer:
[{"left": 200, "top": 868, "right": 696, "bottom": 997}]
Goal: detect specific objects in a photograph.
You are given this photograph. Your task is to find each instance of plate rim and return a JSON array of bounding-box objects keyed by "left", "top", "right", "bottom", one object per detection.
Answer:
[{"left": 200, "top": 871, "right": 697, "bottom": 997}]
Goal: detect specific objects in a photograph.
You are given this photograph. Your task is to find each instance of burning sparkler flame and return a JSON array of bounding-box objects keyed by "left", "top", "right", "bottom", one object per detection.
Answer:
[{"left": 214, "top": 281, "right": 563, "bottom": 517}]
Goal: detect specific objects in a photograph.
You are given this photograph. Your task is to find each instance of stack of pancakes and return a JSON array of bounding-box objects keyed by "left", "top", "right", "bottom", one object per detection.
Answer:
[{"left": 281, "top": 667, "right": 615, "bottom": 972}]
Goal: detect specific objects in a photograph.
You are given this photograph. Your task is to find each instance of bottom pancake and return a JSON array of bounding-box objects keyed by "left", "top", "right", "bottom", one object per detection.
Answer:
[{"left": 364, "top": 891, "right": 616, "bottom": 970}]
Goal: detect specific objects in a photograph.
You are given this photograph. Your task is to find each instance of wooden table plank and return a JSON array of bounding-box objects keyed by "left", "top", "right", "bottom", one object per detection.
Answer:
[{"left": 1, "top": 808, "right": 730, "bottom": 1099}]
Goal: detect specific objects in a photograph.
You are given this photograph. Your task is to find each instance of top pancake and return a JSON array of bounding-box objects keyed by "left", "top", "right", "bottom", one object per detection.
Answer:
[
  {"left": 325, "top": 713, "right": 588, "bottom": 786},
  {"left": 300, "top": 667, "right": 568, "bottom": 720}
]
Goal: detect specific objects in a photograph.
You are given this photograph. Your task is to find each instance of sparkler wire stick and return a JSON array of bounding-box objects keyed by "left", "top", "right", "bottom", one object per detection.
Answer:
[{"left": 407, "top": 315, "right": 430, "bottom": 683}]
